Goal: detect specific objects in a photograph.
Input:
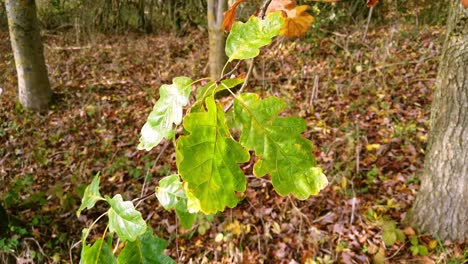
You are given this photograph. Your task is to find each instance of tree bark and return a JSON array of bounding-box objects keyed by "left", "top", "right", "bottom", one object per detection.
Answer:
[
  {"left": 405, "top": 1, "right": 468, "bottom": 241},
  {"left": 207, "top": 0, "right": 227, "bottom": 80},
  {"left": 5, "top": 0, "right": 52, "bottom": 111}
]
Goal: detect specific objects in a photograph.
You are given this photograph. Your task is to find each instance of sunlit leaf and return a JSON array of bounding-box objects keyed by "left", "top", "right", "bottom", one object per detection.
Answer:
[
  {"left": 155, "top": 174, "right": 185, "bottom": 210},
  {"left": 177, "top": 97, "right": 250, "bottom": 214},
  {"left": 280, "top": 6, "right": 315, "bottom": 38},
  {"left": 117, "top": 230, "right": 175, "bottom": 264},
  {"left": 233, "top": 93, "right": 327, "bottom": 199},
  {"left": 155, "top": 174, "right": 197, "bottom": 229},
  {"left": 77, "top": 173, "right": 103, "bottom": 217},
  {"left": 80, "top": 238, "right": 116, "bottom": 264},
  {"left": 106, "top": 195, "right": 147, "bottom": 242},
  {"left": 266, "top": 0, "right": 315, "bottom": 38},
  {"left": 226, "top": 12, "right": 284, "bottom": 61},
  {"left": 138, "top": 77, "right": 193, "bottom": 151}
]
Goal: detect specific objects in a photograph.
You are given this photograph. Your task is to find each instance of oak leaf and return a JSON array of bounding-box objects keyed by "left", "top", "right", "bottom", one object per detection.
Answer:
[
  {"left": 266, "top": 0, "right": 315, "bottom": 38},
  {"left": 281, "top": 5, "right": 315, "bottom": 38},
  {"left": 222, "top": 0, "right": 247, "bottom": 32}
]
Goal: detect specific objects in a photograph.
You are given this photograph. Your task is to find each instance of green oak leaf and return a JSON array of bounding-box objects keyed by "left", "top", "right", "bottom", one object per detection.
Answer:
[
  {"left": 106, "top": 194, "right": 147, "bottom": 242},
  {"left": 138, "top": 77, "right": 193, "bottom": 151},
  {"left": 80, "top": 238, "right": 116, "bottom": 264},
  {"left": 77, "top": 173, "right": 104, "bottom": 217},
  {"left": 233, "top": 93, "right": 328, "bottom": 199},
  {"left": 117, "top": 230, "right": 175, "bottom": 264},
  {"left": 155, "top": 175, "right": 197, "bottom": 229},
  {"left": 226, "top": 12, "right": 284, "bottom": 61},
  {"left": 177, "top": 96, "right": 250, "bottom": 214}
]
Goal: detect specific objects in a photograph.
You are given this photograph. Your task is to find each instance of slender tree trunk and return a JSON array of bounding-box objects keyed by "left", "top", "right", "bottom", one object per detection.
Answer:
[
  {"left": 404, "top": 1, "right": 468, "bottom": 241},
  {"left": 5, "top": 0, "right": 51, "bottom": 111},
  {"left": 207, "top": 0, "right": 227, "bottom": 80}
]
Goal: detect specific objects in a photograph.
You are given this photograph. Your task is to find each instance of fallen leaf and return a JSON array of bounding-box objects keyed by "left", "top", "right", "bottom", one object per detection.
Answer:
[{"left": 403, "top": 226, "right": 416, "bottom": 236}]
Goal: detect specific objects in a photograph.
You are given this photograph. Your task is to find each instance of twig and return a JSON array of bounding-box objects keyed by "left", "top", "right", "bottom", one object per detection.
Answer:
[
  {"left": 0, "top": 152, "right": 10, "bottom": 166},
  {"left": 224, "top": 59, "right": 255, "bottom": 112},
  {"left": 362, "top": 6, "right": 374, "bottom": 41},
  {"left": 23, "top": 238, "right": 49, "bottom": 262},
  {"left": 136, "top": 140, "right": 171, "bottom": 208},
  {"left": 69, "top": 240, "right": 81, "bottom": 264},
  {"left": 350, "top": 116, "right": 360, "bottom": 225},
  {"left": 219, "top": 60, "right": 242, "bottom": 81},
  {"left": 258, "top": 0, "right": 273, "bottom": 19},
  {"left": 309, "top": 75, "right": 319, "bottom": 106}
]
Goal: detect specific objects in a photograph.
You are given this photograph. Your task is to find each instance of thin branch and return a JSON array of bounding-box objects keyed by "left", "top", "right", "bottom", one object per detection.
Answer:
[
  {"left": 258, "top": 0, "right": 273, "bottom": 19},
  {"left": 362, "top": 6, "right": 374, "bottom": 41},
  {"left": 224, "top": 58, "right": 255, "bottom": 112},
  {"left": 219, "top": 60, "right": 242, "bottom": 81}
]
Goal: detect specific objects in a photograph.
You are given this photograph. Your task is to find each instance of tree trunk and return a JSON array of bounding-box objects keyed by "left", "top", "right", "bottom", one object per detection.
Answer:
[
  {"left": 404, "top": 1, "right": 468, "bottom": 241},
  {"left": 207, "top": 0, "right": 227, "bottom": 80},
  {"left": 5, "top": 0, "right": 51, "bottom": 111}
]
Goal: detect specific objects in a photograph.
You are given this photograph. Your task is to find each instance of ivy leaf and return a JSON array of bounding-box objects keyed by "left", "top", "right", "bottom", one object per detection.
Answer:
[
  {"left": 77, "top": 173, "right": 103, "bottom": 217},
  {"left": 155, "top": 175, "right": 197, "bottom": 229},
  {"left": 80, "top": 238, "right": 116, "bottom": 264},
  {"left": 138, "top": 77, "right": 193, "bottom": 151},
  {"left": 177, "top": 97, "right": 250, "bottom": 214},
  {"left": 117, "top": 230, "right": 175, "bottom": 264},
  {"left": 233, "top": 93, "right": 327, "bottom": 199},
  {"left": 225, "top": 12, "right": 284, "bottom": 61},
  {"left": 106, "top": 195, "right": 147, "bottom": 242}
]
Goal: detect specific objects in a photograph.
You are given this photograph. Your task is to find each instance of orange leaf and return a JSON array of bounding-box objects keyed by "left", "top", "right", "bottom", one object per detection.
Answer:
[
  {"left": 266, "top": 0, "right": 314, "bottom": 38},
  {"left": 367, "top": 0, "right": 378, "bottom": 7},
  {"left": 266, "top": 0, "right": 296, "bottom": 14},
  {"left": 222, "top": 0, "right": 248, "bottom": 32},
  {"left": 462, "top": 0, "right": 468, "bottom": 8},
  {"left": 282, "top": 5, "right": 315, "bottom": 38}
]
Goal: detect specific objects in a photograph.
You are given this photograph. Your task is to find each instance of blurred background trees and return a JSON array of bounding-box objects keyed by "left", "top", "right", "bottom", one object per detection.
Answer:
[{"left": 0, "top": 0, "right": 449, "bottom": 40}]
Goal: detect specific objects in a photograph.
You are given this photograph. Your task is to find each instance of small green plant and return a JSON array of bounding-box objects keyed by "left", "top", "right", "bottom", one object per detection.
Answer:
[
  {"left": 381, "top": 219, "right": 405, "bottom": 246},
  {"left": 409, "top": 236, "right": 429, "bottom": 256},
  {"left": 78, "top": 7, "right": 327, "bottom": 263}
]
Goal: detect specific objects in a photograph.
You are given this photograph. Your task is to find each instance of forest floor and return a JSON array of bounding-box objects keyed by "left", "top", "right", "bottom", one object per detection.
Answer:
[{"left": 0, "top": 22, "right": 467, "bottom": 263}]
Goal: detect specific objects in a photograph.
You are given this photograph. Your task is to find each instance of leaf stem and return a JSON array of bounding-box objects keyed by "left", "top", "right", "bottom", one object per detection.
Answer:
[
  {"left": 219, "top": 60, "right": 242, "bottom": 81},
  {"left": 82, "top": 211, "right": 109, "bottom": 245},
  {"left": 224, "top": 58, "right": 255, "bottom": 112},
  {"left": 220, "top": 60, "right": 231, "bottom": 79}
]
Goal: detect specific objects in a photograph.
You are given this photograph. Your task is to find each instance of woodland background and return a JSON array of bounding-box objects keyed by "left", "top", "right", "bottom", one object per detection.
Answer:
[{"left": 0, "top": 0, "right": 467, "bottom": 263}]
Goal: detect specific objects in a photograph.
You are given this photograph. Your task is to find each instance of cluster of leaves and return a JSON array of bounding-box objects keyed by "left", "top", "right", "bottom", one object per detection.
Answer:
[
  {"left": 139, "top": 12, "right": 327, "bottom": 216},
  {"left": 78, "top": 10, "right": 326, "bottom": 263},
  {"left": 222, "top": 0, "right": 316, "bottom": 38},
  {"left": 77, "top": 174, "right": 174, "bottom": 263}
]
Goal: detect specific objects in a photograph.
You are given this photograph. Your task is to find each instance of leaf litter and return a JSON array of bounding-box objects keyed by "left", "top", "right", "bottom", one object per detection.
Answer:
[{"left": 0, "top": 24, "right": 466, "bottom": 263}]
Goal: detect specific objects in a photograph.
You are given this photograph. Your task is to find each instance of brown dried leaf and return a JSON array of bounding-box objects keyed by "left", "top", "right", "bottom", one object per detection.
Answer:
[{"left": 222, "top": 0, "right": 248, "bottom": 32}]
